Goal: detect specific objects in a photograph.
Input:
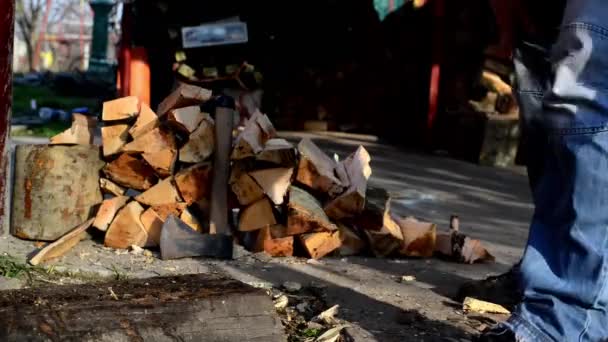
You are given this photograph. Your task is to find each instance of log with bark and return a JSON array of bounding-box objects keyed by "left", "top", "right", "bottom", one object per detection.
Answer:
[
  {"left": 157, "top": 84, "right": 212, "bottom": 116},
  {"left": 99, "top": 178, "right": 126, "bottom": 196},
  {"left": 93, "top": 196, "right": 129, "bottom": 232},
  {"left": 257, "top": 138, "right": 297, "bottom": 166},
  {"left": 287, "top": 186, "right": 337, "bottom": 236},
  {"left": 238, "top": 198, "right": 277, "bottom": 232},
  {"left": 395, "top": 217, "right": 436, "bottom": 258},
  {"left": 230, "top": 165, "right": 265, "bottom": 206},
  {"left": 102, "top": 96, "right": 140, "bottom": 121},
  {"left": 175, "top": 163, "right": 212, "bottom": 204},
  {"left": 254, "top": 225, "right": 294, "bottom": 257},
  {"left": 296, "top": 139, "right": 345, "bottom": 197},
  {"left": 29, "top": 219, "right": 95, "bottom": 265},
  {"left": 300, "top": 231, "right": 342, "bottom": 259},
  {"left": 104, "top": 201, "right": 148, "bottom": 249},
  {"left": 50, "top": 114, "right": 96, "bottom": 145},
  {"left": 179, "top": 114, "right": 215, "bottom": 163},
  {"left": 325, "top": 146, "right": 371, "bottom": 220},
  {"left": 102, "top": 153, "right": 157, "bottom": 190},
  {"left": 135, "top": 178, "right": 182, "bottom": 207},
  {"left": 101, "top": 124, "right": 129, "bottom": 157},
  {"left": 231, "top": 111, "right": 276, "bottom": 160},
  {"left": 129, "top": 102, "right": 159, "bottom": 138}
]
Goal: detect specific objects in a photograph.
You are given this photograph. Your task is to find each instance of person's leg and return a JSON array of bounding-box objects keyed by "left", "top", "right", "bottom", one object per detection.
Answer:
[
  {"left": 504, "top": 1, "right": 608, "bottom": 340},
  {"left": 457, "top": 40, "right": 553, "bottom": 310}
]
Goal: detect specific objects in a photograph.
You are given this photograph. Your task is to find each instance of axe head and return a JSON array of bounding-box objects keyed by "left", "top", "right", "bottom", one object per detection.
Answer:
[{"left": 160, "top": 215, "right": 233, "bottom": 260}]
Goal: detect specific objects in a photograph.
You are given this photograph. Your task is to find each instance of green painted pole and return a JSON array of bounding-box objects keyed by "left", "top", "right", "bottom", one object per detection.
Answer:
[{"left": 89, "top": 0, "right": 114, "bottom": 73}]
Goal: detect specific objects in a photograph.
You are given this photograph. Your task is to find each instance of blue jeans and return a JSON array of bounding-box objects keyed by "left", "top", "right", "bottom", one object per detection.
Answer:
[{"left": 506, "top": 1, "right": 608, "bottom": 341}]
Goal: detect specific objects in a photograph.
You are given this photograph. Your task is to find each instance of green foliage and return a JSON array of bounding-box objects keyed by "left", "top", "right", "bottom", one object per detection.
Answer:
[{"left": 0, "top": 255, "right": 32, "bottom": 278}]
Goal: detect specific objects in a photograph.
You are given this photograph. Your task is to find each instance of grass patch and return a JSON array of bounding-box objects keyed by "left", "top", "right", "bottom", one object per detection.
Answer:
[
  {"left": 0, "top": 255, "right": 32, "bottom": 278},
  {"left": 13, "top": 84, "right": 100, "bottom": 117},
  {"left": 11, "top": 121, "right": 71, "bottom": 138}
]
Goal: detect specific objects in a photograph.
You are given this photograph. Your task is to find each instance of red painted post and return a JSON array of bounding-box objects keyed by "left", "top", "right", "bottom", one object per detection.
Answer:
[
  {"left": 426, "top": 0, "right": 444, "bottom": 144},
  {"left": 0, "top": 0, "right": 15, "bottom": 234}
]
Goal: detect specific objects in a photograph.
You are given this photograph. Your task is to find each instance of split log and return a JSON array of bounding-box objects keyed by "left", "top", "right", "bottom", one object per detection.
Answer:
[
  {"left": 152, "top": 203, "right": 188, "bottom": 221},
  {"left": 325, "top": 146, "right": 371, "bottom": 220},
  {"left": 160, "top": 216, "right": 233, "bottom": 260},
  {"left": 356, "top": 188, "right": 403, "bottom": 257},
  {"left": 105, "top": 201, "right": 148, "bottom": 249},
  {"left": 0, "top": 274, "right": 285, "bottom": 342},
  {"left": 300, "top": 231, "right": 342, "bottom": 259},
  {"left": 157, "top": 84, "right": 212, "bottom": 116},
  {"left": 254, "top": 226, "right": 294, "bottom": 257},
  {"left": 102, "top": 153, "right": 158, "bottom": 190},
  {"left": 181, "top": 208, "right": 204, "bottom": 232},
  {"left": 175, "top": 163, "right": 212, "bottom": 204},
  {"left": 296, "top": 139, "right": 345, "bottom": 197},
  {"left": 395, "top": 217, "right": 436, "bottom": 258},
  {"left": 140, "top": 208, "right": 163, "bottom": 247},
  {"left": 29, "top": 219, "right": 94, "bottom": 266},
  {"left": 50, "top": 114, "right": 96, "bottom": 145},
  {"left": 230, "top": 165, "right": 265, "bottom": 206},
  {"left": 286, "top": 186, "right": 337, "bottom": 236},
  {"left": 102, "top": 96, "right": 140, "bottom": 121},
  {"left": 209, "top": 104, "right": 234, "bottom": 235},
  {"left": 129, "top": 102, "right": 159, "bottom": 138},
  {"left": 337, "top": 224, "right": 366, "bottom": 256},
  {"left": 101, "top": 124, "right": 129, "bottom": 157},
  {"left": 99, "top": 178, "right": 126, "bottom": 196},
  {"left": 122, "top": 126, "right": 176, "bottom": 154},
  {"left": 249, "top": 168, "right": 293, "bottom": 205},
  {"left": 179, "top": 116, "right": 215, "bottom": 163},
  {"left": 231, "top": 111, "right": 276, "bottom": 160},
  {"left": 142, "top": 149, "right": 177, "bottom": 178},
  {"left": 257, "top": 139, "right": 297, "bottom": 166},
  {"left": 435, "top": 230, "right": 495, "bottom": 264},
  {"left": 168, "top": 105, "right": 205, "bottom": 133},
  {"left": 93, "top": 196, "right": 129, "bottom": 232},
  {"left": 238, "top": 198, "right": 277, "bottom": 232},
  {"left": 135, "top": 178, "right": 182, "bottom": 206}
]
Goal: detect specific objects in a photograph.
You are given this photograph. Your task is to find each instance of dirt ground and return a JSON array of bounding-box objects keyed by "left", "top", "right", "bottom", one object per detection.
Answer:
[{"left": 3, "top": 132, "right": 533, "bottom": 341}]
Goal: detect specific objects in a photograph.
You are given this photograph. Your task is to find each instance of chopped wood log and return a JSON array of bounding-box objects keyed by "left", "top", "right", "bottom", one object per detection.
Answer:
[
  {"left": 140, "top": 208, "right": 163, "bottom": 247},
  {"left": 337, "top": 224, "right": 366, "bottom": 256},
  {"left": 300, "top": 231, "right": 341, "bottom": 259},
  {"left": 179, "top": 116, "right": 215, "bottom": 163},
  {"left": 463, "top": 297, "right": 511, "bottom": 315},
  {"left": 50, "top": 114, "right": 96, "bottom": 145},
  {"left": 157, "top": 84, "right": 212, "bottom": 116},
  {"left": 181, "top": 208, "right": 204, "bottom": 232},
  {"left": 296, "top": 139, "right": 345, "bottom": 197},
  {"left": 142, "top": 149, "right": 177, "bottom": 178},
  {"left": 135, "top": 178, "right": 182, "bottom": 206},
  {"left": 160, "top": 216, "right": 233, "bottom": 260},
  {"left": 254, "top": 226, "right": 294, "bottom": 257},
  {"left": 257, "top": 139, "right": 297, "bottom": 166},
  {"left": 93, "top": 196, "right": 129, "bottom": 232},
  {"left": 209, "top": 104, "right": 234, "bottom": 235},
  {"left": 129, "top": 102, "right": 159, "bottom": 138},
  {"left": 175, "top": 163, "right": 212, "bottom": 204},
  {"left": 152, "top": 203, "right": 188, "bottom": 221},
  {"left": 0, "top": 274, "right": 285, "bottom": 342},
  {"left": 101, "top": 124, "right": 129, "bottom": 156},
  {"left": 168, "top": 105, "right": 205, "bottom": 133},
  {"left": 102, "top": 96, "right": 140, "bottom": 121},
  {"left": 249, "top": 168, "right": 293, "bottom": 205},
  {"left": 29, "top": 219, "right": 94, "bottom": 265},
  {"left": 325, "top": 146, "right": 371, "bottom": 220},
  {"left": 238, "top": 198, "right": 277, "bottom": 232},
  {"left": 99, "top": 178, "right": 126, "bottom": 196},
  {"left": 230, "top": 165, "right": 265, "bottom": 206},
  {"left": 395, "top": 217, "right": 436, "bottom": 258},
  {"left": 122, "top": 126, "right": 176, "bottom": 154},
  {"left": 104, "top": 201, "right": 148, "bottom": 249},
  {"left": 364, "top": 227, "right": 402, "bottom": 258},
  {"left": 102, "top": 153, "right": 158, "bottom": 190},
  {"left": 231, "top": 111, "right": 276, "bottom": 160},
  {"left": 287, "top": 186, "right": 337, "bottom": 236},
  {"left": 434, "top": 229, "right": 495, "bottom": 264}
]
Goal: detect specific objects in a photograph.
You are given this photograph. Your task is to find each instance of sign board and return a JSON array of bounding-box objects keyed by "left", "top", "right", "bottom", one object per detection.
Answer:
[{"left": 182, "top": 22, "right": 248, "bottom": 49}]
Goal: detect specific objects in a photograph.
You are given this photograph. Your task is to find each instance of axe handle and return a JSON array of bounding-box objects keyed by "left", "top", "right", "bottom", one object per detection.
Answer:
[{"left": 209, "top": 106, "right": 234, "bottom": 234}]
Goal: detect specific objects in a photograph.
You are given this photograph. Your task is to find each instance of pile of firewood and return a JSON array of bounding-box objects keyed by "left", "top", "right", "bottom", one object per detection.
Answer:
[{"left": 32, "top": 83, "right": 494, "bottom": 264}]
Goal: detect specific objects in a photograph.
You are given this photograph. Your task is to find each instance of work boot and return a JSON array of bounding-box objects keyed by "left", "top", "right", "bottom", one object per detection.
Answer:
[
  {"left": 456, "top": 267, "right": 521, "bottom": 309},
  {"left": 474, "top": 326, "right": 516, "bottom": 342}
]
